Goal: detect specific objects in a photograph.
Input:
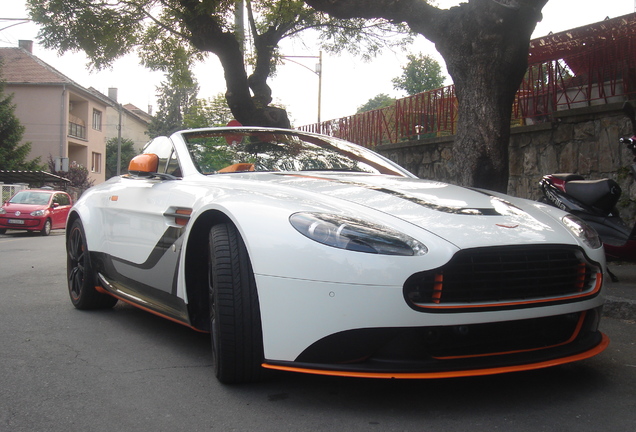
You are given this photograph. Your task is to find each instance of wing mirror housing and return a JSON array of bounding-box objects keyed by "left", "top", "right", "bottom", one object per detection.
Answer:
[{"left": 128, "top": 154, "right": 159, "bottom": 177}]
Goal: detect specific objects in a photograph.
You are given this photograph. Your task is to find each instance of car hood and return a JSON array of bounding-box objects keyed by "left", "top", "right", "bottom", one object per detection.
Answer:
[
  {"left": 221, "top": 172, "right": 577, "bottom": 249},
  {"left": 2, "top": 202, "right": 48, "bottom": 213}
]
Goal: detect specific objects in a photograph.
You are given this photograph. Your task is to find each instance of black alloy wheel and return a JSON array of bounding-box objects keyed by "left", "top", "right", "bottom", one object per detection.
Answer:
[{"left": 67, "top": 219, "right": 117, "bottom": 310}]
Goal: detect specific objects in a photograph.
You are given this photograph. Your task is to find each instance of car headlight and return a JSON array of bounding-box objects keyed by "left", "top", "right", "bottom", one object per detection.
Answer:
[
  {"left": 0, "top": 208, "right": 5, "bottom": 215},
  {"left": 562, "top": 215, "right": 602, "bottom": 249},
  {"left": 30, "top": 210, "right": 46, "bottom": 217},
  {"left": 290, "top": 212, "right": 428, "bottom": 256}
]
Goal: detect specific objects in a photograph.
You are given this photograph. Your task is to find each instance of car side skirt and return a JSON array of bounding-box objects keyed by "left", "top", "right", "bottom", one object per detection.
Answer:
[{"left": 95, "top": 273, "right": 204, "bottom": 332}]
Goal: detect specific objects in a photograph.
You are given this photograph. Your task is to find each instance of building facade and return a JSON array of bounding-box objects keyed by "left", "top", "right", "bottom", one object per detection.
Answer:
[
  {"left": 102, "top": 88, "right": 152, "bottom": 154},
  {"left": 0, "top": 41, "right": 151, "bottom": 185}
]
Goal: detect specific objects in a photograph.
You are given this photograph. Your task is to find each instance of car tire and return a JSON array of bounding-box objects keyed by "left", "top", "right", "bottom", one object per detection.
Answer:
[
  {"left": 67, "top": 219, "right": 118, "bottom": 310},
  {"left": 41, "top": 219, "right": 52, "bottom": 236},
  {"left": 0, "top": 228, "right": 6, "bottom": 234},
  {"left": 208, "top": 223, "right": 264, "bottom": 384}
]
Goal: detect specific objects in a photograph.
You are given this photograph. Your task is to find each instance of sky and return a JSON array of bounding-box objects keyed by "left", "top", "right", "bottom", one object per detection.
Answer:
[{"left": 1, "top": 1, "right": 635, "bottom": 127}]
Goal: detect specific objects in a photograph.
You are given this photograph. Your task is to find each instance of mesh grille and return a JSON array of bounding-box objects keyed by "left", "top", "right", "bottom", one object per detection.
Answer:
[{"left": 405, "top": 245, "right": 600, "bottom": 310}]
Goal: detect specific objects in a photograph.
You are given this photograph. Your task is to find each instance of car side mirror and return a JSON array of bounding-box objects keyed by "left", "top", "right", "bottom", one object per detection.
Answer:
[
  {"left": 52, "top": 203, "right": 60, "bottom": 208},
  {"left": 128, "top": 154, "right": 160, "bottom": 177}
]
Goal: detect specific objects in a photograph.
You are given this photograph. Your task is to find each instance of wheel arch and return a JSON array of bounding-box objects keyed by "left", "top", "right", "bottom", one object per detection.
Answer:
[
  {"left": 66, "top": 210, "right": 81, "bottom": 242},
  {"left": 184, "top": 209, "right": 234, "bottom": 332}
]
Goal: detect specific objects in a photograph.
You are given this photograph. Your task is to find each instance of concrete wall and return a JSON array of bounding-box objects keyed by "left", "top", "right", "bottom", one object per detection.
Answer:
[{"left": 376, "top": 102, "right": 636, "bottom": 224}]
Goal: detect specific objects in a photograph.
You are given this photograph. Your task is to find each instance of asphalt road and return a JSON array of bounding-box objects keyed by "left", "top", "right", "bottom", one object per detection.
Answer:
[{"left": 1, "top": 231, "right": 635, "bottom": 432}]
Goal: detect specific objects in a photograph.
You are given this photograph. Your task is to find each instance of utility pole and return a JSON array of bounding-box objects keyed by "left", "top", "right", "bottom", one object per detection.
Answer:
[{"left": 281, "top": 52, "right": 323, "bottom": 124}]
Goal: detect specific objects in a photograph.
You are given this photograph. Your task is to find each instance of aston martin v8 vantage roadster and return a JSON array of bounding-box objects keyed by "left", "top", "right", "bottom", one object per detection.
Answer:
[{"left": 66, "top": 127, "right": 608, "bottom": 383}]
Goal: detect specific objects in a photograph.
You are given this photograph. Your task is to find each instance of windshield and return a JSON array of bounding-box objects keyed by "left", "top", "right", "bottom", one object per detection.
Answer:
[
  {"left": 181, "top": 129, "right": 410, "bottom": 177},
  {"left": 9, "top": 191, "right": 51, "bottom": 205}
]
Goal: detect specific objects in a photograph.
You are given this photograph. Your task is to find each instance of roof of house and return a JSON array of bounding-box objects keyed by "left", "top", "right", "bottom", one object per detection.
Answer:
[
  {"left": 0, "top": 47, "right": 77, "bottom": 85},
  {"left": 123, "top": 103, "right": 153, "bottom": 123},
  {"left": 0, "top": 47, "right": 112, "bottom": 108}
]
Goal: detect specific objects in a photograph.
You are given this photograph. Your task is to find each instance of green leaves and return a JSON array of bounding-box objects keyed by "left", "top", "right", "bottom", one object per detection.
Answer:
[
  {"left": 27, "top": 0, "right": 144, "bottom": 69},
  {"left": 105, "top": 138, "right": 137, "bottom": 179},
  {"left": 392, "top": 53, "right": 446, "bottom": 96},
  {"left": 356, "top": 93, "right": 395, "bottom": 113}
]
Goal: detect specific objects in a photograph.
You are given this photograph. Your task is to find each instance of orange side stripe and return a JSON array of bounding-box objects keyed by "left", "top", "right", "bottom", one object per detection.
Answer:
[
  {"left": 94, "top": 285, "right": 208, "bottom": 334},
  {"left": 261, "top": 333, "right": 609, "bottom": 379}
]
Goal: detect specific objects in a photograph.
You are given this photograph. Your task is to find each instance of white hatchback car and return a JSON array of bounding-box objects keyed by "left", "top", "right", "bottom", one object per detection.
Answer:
[{"left": 66, "top": 127, "right": 608, "bottom": 383}]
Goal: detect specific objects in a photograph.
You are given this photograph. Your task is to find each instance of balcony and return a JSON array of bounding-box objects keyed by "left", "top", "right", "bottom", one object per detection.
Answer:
[{"left": 68, "top": 113, "right": 86, "bottom": 140}]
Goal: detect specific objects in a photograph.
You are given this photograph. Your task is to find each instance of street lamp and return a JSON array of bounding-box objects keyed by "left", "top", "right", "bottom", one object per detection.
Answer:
[{"left": 281, "top": 51, "right": 322, "bottom": 124}]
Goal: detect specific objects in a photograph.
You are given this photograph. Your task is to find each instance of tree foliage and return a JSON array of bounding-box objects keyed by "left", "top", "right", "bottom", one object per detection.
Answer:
[
  {"left": 392, "top": 53, "right": 445, "bottom": 96},
  {"left": 105, "top": 137, "right": 138, "bottom": 179},
  {"left": 47, "top": 155, "right": 94, "bottom": 190},
  {"left": 148, "top": 64, "right": 200, "bottom": 138},
  {"left": 305, "top": 0, "right": 549, "bottom": 192},
  {"left": 0, "top": 60, "right": 43, "bottom": 171},
  {"left": 356, "top": 93, "right": 395, "bottom": 113},
  {"left": 27, "top": 0, "right": 411, "bottom": 128},
  {"left": 184, "top": 93, "right": 234, "bottom": 129}
]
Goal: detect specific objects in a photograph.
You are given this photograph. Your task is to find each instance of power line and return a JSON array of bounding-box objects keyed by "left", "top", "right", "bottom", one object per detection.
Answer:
[{"left": 0, "top": 18, "right": 30, "bottom": 33}]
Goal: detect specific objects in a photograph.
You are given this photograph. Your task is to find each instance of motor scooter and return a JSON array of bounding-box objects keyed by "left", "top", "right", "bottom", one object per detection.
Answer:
[{"left": 539, "top": 102, "right": 636, "bottom": 271}]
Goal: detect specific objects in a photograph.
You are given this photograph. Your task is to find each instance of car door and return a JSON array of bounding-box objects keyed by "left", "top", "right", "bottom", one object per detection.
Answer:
[
  {"left": 51, "top": 193, "right": 71, "bottom": 229},
  {"left": 49, "top": 193, "right": 63, "bottom": 229},
  {"left": 97, "top": 137, "right": 191, "bottom": 297}
]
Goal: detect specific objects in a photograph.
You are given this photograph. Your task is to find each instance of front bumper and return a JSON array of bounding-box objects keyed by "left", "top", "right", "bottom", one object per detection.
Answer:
[
  {"left": 262, "top": 307, "right": 608, "bottom": 378},
  {"left": 0, "top": 216, "right": 45, "bottom": 231},
  {"left": 256, "top": 259, "right": 608, "bottom": 378}
]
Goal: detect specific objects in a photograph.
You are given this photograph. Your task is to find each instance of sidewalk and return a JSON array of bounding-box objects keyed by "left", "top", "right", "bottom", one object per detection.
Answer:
[{"left": 603, "top": 262, "right": 636, "bottom": 320}]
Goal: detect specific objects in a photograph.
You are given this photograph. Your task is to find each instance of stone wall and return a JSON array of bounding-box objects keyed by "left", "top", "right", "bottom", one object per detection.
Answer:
[{"left": 376, "top": 102, "right": 636, "bottom": 224}]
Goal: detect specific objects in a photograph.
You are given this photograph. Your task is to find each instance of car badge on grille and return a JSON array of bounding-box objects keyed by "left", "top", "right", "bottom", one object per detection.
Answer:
[
  {"left": 496, "top": 223, "right": 518, "bottom": 228},
  {"left": 15, "top": 211, "right": 21, "bottom": 216}
]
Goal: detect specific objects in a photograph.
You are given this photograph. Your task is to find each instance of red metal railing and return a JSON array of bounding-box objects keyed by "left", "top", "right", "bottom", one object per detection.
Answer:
[
  {"left": 300, "top": 13, "right": 636, "bottom": 148},
  {"left": 300, "top": 86, "right": 458, "bottom": 148}
]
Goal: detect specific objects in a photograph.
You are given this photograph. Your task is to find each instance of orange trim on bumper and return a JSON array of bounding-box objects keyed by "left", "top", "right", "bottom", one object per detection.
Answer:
[
  {"left": 433, "top": 311, "right": 587, "bottom": 360},
  {"left": 261, "top": 333, "right": 609, "bottom": 379},
  {"left": 414, "top": 271, "right": 603, "bottom": 311}
]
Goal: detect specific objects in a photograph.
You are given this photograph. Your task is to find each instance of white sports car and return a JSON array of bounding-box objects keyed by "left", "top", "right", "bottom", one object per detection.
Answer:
[{"left": 66, "top": 127, "right": 609, "bottom": 383}]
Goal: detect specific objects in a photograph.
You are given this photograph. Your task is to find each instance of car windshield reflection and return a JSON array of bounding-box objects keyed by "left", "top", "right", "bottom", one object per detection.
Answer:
[
  {"left": 181, "top": 130, "right": 407, "bottom": 176},
  {"left": 9, "top": 191, "right": 51, "bottom": 205}
]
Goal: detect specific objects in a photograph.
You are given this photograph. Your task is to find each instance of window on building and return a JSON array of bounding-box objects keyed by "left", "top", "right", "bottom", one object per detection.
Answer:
[
  {"left": 92, "top": 109, "right": 102, "bottom": 131},
  {"left": 91, "top": 152, "right": 102, "bottom": 173}
]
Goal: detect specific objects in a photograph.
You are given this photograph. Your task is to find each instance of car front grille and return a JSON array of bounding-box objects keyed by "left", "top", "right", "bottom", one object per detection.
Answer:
[{"left": 404, "top": 245, "right": 602, "bottom": 312}]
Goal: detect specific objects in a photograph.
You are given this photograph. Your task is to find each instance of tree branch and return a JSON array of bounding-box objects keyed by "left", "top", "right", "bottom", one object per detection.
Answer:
[{"left": 304, "top": 0, "right": 446, "bottom": 41}]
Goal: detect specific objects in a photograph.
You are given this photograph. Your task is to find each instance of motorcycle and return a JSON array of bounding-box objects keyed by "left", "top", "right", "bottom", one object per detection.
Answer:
[{"left": 539, "top": 102, "right": 636, "bottom": 272}]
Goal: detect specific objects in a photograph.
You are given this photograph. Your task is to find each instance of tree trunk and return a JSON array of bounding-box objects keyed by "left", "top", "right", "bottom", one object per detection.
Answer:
[
  {"left": 433, "top": 0, "right": 543, "bottom": 191},
  {"left": 305, "top": 0, "right": 547, "bottom": 192},
  {"left": 179, "top": 0, "right": 290, "bottom": 128}
]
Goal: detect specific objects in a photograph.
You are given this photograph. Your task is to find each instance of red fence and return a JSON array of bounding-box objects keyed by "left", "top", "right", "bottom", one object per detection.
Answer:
[{"left": 299, "top": 13, "right": 636, "bottom": 148}]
